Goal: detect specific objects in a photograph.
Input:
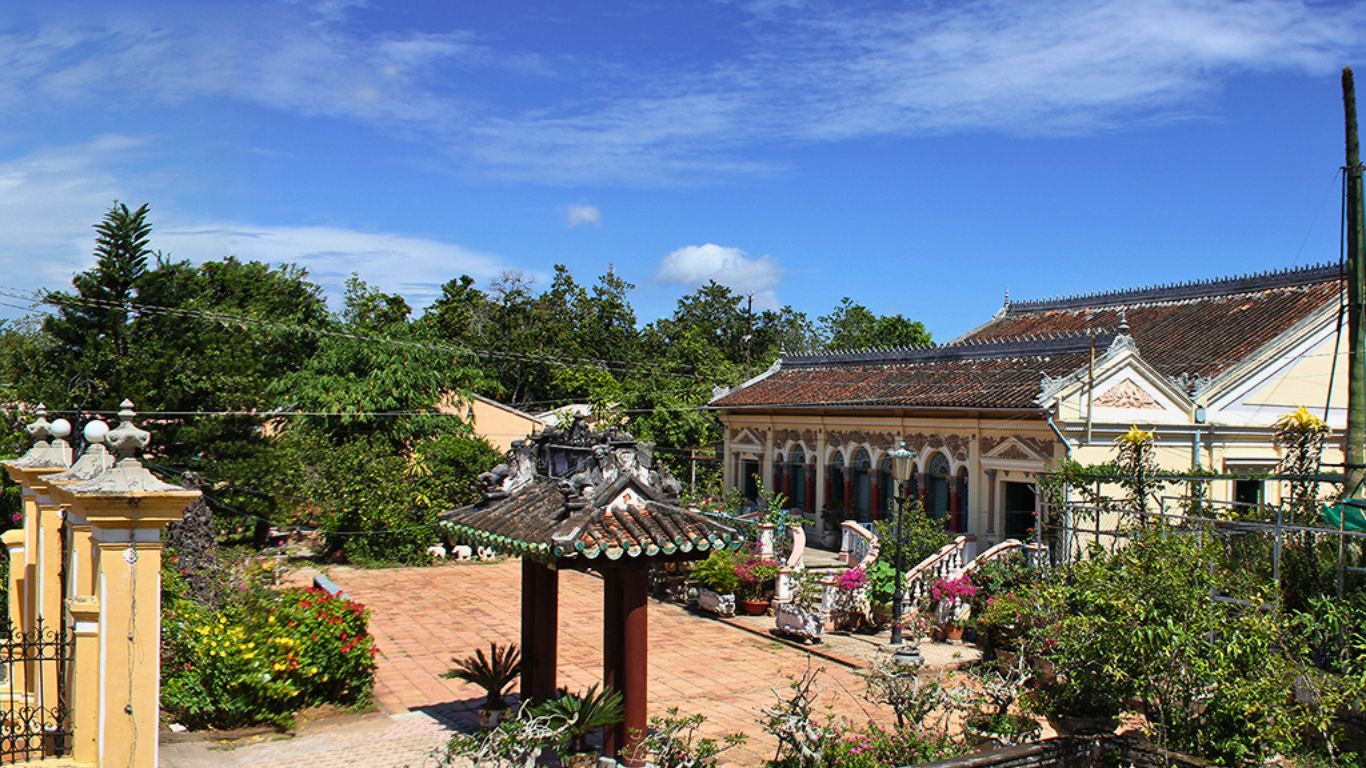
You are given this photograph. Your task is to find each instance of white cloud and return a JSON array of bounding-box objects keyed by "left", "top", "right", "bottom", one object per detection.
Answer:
[
  {"left": 0, "top": 138, "right": 513, "bottom": 314},
  {"left": 565, "top": 204, "right": 602, "bottom": 229},
  {"left": 656, "top": 243, "right": 784, "bottom": 308},
  {"left": 155, "top": 224, "right": 507, "bottom": 311}
]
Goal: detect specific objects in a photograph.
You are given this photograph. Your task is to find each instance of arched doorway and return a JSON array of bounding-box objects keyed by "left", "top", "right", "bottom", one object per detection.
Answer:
[
  {"left": 926, "top": 453, "right": 952, "bottom": 523},
  {"left": 877, "top": 456, "right": 894, "bottom": 520},
  {"left": 850, "top": 448, "right": 872, "bottom": 522},
  {"left": 789, "top": 446, "right": 808, "bottom": 513},
  {"left": 826, "top": 451, "right": 846, "bottom": 515}
]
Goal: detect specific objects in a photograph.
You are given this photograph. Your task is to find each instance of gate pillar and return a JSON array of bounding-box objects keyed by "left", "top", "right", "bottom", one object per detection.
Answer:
[{"left": 55, "top": 402, "right": 199, "bottom": 768}]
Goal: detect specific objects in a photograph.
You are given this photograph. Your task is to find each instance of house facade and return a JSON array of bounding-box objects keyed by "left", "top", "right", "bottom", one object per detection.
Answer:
[{"left": 710, "top": 264, "right": 1348, "bottom": 551}]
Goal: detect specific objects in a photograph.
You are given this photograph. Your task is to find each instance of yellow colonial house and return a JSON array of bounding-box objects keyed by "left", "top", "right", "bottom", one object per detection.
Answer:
[{"left": 711, "top": 263, "right": 1348, "bottom": 552}]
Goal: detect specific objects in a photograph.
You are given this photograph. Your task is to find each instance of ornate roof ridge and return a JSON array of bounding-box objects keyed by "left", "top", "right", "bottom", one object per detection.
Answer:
[
  {"left": 1006, "top": 262, "right": 1340, "bottom": 313},
  {"left": 781, "top": 331, "right": 1105, "bottom": 367}
]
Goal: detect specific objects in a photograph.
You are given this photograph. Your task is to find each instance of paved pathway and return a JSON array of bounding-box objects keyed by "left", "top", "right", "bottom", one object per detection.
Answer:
[{"left": 163, "top": 559, "right": 928, "bottom": 767}]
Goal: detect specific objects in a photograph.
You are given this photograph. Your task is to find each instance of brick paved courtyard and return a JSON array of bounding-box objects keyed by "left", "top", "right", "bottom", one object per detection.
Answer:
[{"left": 163, "top": 558, "right": 899, "bottom": 767}]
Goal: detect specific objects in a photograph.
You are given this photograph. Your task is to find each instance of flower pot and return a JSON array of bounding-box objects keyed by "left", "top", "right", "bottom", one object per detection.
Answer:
[
  {"left": 962, "top": 626, "right": 979, "bottom": 643},
  {"left": 944, "top": 624, "right": 965, "bottom": 642},
  {"left": 697, "top": 588, "right": 736, "bottom": 617},
  {"left": 562, "top": 750, "right": 601, "bottom": 768},
  {"left": 477, "top": 705, "right": 508, "bottom": 730},
  {"left": 739, "top": 597, "right": 771, "bottom": 616}
]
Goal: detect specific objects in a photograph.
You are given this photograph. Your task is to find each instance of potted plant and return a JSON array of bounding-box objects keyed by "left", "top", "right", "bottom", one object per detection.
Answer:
[
  {"left": 931, "top": 573, "right": 976, "bottom": 640},
  {"left": 774, "top": 567, "right": 825, "bottom": 642},
  {"left": 533, "top": 684, "right": 625, "bottom": 768},
  {"left": 736, "top": 554, "right": 780, "bottom": 615},
  {"left": 691, "top": 550, "right": 739, "bottom": 617},
  {"left": 443, "top": 642, "right": 522, "bottom": 729},
  {"left": 830, "top": 566, "right": 870, "bottom": 632}
]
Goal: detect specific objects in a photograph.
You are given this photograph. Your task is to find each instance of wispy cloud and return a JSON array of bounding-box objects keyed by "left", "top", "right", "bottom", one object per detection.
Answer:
[
  {"left": 565, "top": 204, "right": 602, "bottom": 228},
  {"left": 656, "top": 243, "right": 784, "bottom": 309},
  {"left": 3, "top": 0, "right": 1363, "bottom": 184},
  {"left": 0, "top": 137, "right": 513, "bottom": 312}
]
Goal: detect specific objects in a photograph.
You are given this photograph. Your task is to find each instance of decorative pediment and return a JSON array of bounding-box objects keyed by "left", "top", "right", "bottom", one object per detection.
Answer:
[
  {"left": 729, "top": 428, "right": 764, "bottom": 451},
  {"left": 1093, "top": 380, "right": 1161, "bottom": 409},
  {"left": 982, "top": 435, "right": 1051, "bottom": 462}
]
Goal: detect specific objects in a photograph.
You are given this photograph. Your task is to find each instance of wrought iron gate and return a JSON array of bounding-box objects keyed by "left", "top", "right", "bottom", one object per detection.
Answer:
[{"left": 0, "top": 617, "right": 73, "bottom": 762}]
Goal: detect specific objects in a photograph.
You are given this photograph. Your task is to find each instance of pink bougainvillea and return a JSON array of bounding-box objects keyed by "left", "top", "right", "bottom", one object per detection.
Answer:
[
  {"left": 931, "top": 573, "right": 977, "bottom": 603},
  {"left": 836, "top": 566, "right": 868, "bottom": 592}
]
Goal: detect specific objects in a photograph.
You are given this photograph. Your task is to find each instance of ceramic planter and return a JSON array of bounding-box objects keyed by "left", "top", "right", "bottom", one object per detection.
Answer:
[
  {"left": 561, "top": 750, "right": 600, "bottom": 768},
  {"left": 944, "top": 624, "right": 965, "bottom": 642},
  {"left": 477, "top": 704, "right": 508, "bottom": 730},
  {"left": 697, "top": 588, "right": 736, "bottom": 617},
  {"left": 739, "top": 597, "right": 771, "bottom": 616},
  {"left": 775, "top": 603, "right": 824, "bottom": 642}
]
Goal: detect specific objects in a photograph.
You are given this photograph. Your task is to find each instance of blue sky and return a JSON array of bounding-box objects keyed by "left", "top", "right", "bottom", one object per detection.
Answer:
[{"left": 2, "top": 0, "right": 1365, "bottom": 340}]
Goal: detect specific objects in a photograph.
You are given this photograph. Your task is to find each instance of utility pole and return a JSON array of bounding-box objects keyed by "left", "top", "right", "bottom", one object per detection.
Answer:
[{"left": 1344, "top": 67, "right": 1365, "bottom": 499}]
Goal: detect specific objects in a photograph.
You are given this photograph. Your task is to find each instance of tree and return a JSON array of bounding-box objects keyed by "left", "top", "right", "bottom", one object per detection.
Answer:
[
  {"left": 43, "top": 201, "right": 155, "bottom": 404},
  {"left": 818, "top": 297, "right": 931, "bottom": 351}
]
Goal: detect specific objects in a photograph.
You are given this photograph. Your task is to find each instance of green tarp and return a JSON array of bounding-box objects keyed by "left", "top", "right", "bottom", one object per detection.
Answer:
[{"left": 1320, "top": 503, "right": 1366, "bottom": 532}]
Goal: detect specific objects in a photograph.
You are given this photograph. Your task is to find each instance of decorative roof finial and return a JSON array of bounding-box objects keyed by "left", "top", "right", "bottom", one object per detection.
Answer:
[
  {"left": 1003, "top": 286, "right": 1010, "bottom": 309},
  {"left": 1117, "top": 309, "right": 1130, "bottom": 336},
  {"left": 26, "top": 404, "right": 52, "bottom": 446},
  {"left": 105, "top": 399, "right": 151, "bottom": 463}
]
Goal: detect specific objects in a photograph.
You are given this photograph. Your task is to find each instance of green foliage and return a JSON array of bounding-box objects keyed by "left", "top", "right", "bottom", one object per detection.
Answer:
[
  {"left": 818, "top": 297, "right": 932, "bottom": 351},
  {"left": 161, "top": 569, "right": 376, "bottom": 730},
  {"left": 1004, "top": 532, "right": 1366, "bottom": 765},
  {"left": 443, "top": 642, "right": 521, "bottom": 708},
  {"left": 872, "top": 499, "right": 950, "bottom": 595},
  {"left": 691, "top": 549, "right": 740, "bottom": 594},
  {"left": 627, "top": 707, "right": 747, "bottom": 768},
  {"left": 532, "top": 684, "right": 625, "bottom": 755},
  {"left": 817, "top": 722, "right": 961, "bottom": 768}
]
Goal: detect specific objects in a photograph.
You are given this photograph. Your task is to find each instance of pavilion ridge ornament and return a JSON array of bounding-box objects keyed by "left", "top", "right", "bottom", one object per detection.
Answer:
[
  {"left": 42, "top": 419, "right": 113, "bottom": 484},
  {"left": 64, "top": 401, "right": 184, "bottom": 495},
  {"left": 1094, "top": 380, "right": 1161, "bottom": 409}
]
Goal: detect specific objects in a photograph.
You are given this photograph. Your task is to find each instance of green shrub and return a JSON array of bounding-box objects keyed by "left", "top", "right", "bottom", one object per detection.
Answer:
[
  {"left": 818, "top": 722, "right": 961, "bottom": 768},
  {"left": 161, "top": 581, "right": 376, "bottom": 729},
  {"left": 691, "top": 549, "right": 740, "bottom": 594}
]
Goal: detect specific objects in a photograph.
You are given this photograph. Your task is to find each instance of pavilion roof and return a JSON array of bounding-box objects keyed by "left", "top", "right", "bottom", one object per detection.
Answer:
[{"left": 441, "top": 420, "right": 743, "bottom": 562}]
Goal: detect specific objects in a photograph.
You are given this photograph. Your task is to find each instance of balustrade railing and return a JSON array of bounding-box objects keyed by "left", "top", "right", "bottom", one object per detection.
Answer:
[
  {"left": 902, "top": 534, "right": 975, "bottom": 609},
  {"left": 838, "top": 521, "right": 879, "bottom": 570},
  {"left": 774, "top": 525, "right": 806, "bottom": 603}
]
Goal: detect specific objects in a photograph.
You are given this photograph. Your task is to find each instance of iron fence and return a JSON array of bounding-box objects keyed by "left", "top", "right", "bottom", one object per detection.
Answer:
[{"left": 0, "top": 617, "right": 72, "bottom": 762}]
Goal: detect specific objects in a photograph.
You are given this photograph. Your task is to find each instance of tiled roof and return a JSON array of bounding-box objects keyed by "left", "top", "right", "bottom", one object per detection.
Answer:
[
  {"left": 968, "top": 263, "right": 1341, "bottom": 381},
  {"left": 712, "top": 263, "right": 1341, "bottom": 411},
  {"left": 441, "top": 421, "right": 743, "bottom": 561},
  {"left": 712, "top": 335, "right": 1095, "bottom": 409}
]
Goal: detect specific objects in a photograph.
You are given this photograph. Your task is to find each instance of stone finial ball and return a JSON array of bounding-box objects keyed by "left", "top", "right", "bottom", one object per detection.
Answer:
[
  {"left": 83, "top": 420, "right": 110, "bottom": 444},
  {"left": 49, "top": 418, "right": 72, "bottom": 439}
]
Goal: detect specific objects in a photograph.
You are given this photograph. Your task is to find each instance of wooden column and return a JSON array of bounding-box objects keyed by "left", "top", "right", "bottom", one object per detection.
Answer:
[
  {"left": 602, "top": 567, "right": 625, "bottom": 758},
  {"left": 842, "top": 475, "right": 853, "bottom": 515},
  {"left": 533, "top": 563, "right": 559, "bottom": 702},
  {"left": 620, "top": 566, "right": 649, "bottom": 766},
  {"left": 520, "top": 558, "right": 540, "bottom": 701},
  {"left": 948, "top": 483, "right": 961, "bottom": 533},
  {"left": 870, "top": 481, "right": 882, "bottom": 521},
  {"left": 804, "top": 467, "right": 815, "bottom": 515}
]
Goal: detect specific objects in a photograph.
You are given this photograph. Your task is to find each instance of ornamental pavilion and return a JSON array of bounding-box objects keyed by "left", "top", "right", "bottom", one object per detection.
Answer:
[
  {"left": 441, "top": 418, "right": 743, "bottom": 764},
  {"left": 712, "top": 263, "right": 1351, "bottom": 554}
]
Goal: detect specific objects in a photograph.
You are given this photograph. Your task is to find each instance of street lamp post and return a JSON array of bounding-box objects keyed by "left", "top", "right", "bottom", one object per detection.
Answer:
[{"left": 888, "top": 440, "right": 917, "bottom": 647}]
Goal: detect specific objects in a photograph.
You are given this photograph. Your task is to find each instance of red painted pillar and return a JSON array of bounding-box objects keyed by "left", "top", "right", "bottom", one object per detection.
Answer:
[
  {"left": 842, "top": 475, "right": 853, "bottom": 515},
  {"left": 823, "top": 472, "right": 832, "bottom": 507},
  {"left": 621, "top": 567, "right": 650, "bottom": 766},
  {"left": 783, "top": 466, "right": 794, "bottom": 503},
  {"left": 602, "top": 567, "right": 625, "bottom": 757},
  {"left": 870, "top": 481, "right": 882, "bottom": 521},
  {"left": 532, "top": 563, "right": 559, "bottom": 703},
  {"left": 805, "top": 470, "right": 816, "bottom": 514},
  {"left": 520, "top": 558, "right": 539, "bottom": 701}
]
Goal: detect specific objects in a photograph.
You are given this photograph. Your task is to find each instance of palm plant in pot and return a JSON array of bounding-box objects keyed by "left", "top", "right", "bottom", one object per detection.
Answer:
[
  {"left": 532, "top": 684, "right": 625, "bottom": 768},
  {"left": 443, "top": 642, "right": 522, "bottom": 729}
]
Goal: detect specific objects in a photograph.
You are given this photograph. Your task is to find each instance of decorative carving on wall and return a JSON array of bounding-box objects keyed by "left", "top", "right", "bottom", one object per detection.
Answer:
[
  {"left": 996, "top": 444, "right": 1032, "bottom": 460},
  {"left": 981, "top": 435, "right": 1057, "bottom": 461},
  {"left": 1094, "top": 380, "right": 1160, "bottom": 409}
]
